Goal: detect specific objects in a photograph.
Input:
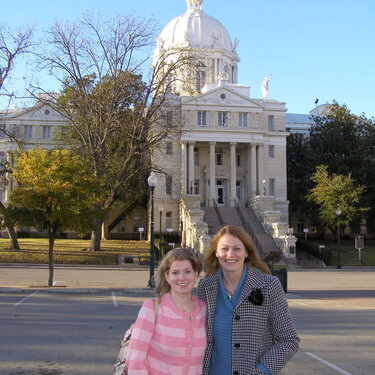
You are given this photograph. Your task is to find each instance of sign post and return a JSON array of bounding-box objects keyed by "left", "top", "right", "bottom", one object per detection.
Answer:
[
  {"left": 303, "top": 228, "right": 309, "bottom": 241},
  {"left": 138, "top": 227, "right": 144, "bottom": 241},
  {"left": 355, "top": 235, "right": 364, "bottom": 263}
]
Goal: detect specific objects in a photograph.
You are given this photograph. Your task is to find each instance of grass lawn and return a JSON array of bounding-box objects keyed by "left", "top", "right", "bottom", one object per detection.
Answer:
[
  {"left": 0, "top": 238, "right": 151, "bottom": 265},
  {"left": 307, "top": 240, "right": 375, "bottom": 267}
]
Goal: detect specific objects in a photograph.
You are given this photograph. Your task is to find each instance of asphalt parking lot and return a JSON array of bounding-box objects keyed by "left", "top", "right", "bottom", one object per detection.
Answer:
[{"left": 1, "top": 266, "right": 375, "bottom": 374}]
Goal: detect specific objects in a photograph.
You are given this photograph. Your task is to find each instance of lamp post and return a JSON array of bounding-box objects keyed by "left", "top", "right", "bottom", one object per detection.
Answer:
[
  {"left": 336, "top": 207, "right": 342, "bottom": 269},
  {"left": 147, "top": 172, "right": 157, "bottom": 287},
  {"left": 158, "top": 206, "right": 164, "bottom": 258}
]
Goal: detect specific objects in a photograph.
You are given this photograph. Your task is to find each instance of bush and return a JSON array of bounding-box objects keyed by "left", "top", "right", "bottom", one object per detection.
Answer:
[{"left": 297, "top": 239, "right": 332, "bottom": 264}]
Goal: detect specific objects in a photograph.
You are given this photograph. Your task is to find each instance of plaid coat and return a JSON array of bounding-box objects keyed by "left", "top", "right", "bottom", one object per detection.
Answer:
[{"left": 197, "top": 267, "right": 299, "bottom": 375}]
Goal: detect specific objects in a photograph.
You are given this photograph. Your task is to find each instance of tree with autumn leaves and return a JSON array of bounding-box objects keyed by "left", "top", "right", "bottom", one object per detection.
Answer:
[{"left": 9, "top": 148, "right": 104, "bottom": 286}]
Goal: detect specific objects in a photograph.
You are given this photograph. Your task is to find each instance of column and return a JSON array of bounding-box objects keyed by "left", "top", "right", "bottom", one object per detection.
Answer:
[
  {"left": 257, "top": 144, "right": 264, "bottom": 195},
  {"left": 247, "top": 143, "right": 257, "bottom": 199},
  {"left": 188, "top": 141, "right": 195, "bottom": 194},
  {"left": 230, "top": 142, "right": 236, "bottom": 207},
  {"left": 181, "top": 142, "right": 187, "bottom": 195},
  {"left": 209, "top": 142, "right": 216, "bottom": 206}
]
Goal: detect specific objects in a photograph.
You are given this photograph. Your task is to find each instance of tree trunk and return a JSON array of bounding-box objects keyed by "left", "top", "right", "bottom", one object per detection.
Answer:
[
  {"left": 0, "top": 201, "right": 20, "bottom": 250},
  {"left": 7, "top": 225, "right": 20, "bottom": 250},
  {"left": 101, "top": 221, "right": 109, "bottom": 240},
  {"left": 48, "top": 226, "right": 56, "bottom": 287},
  {"left": 90, "top": 222, "right": 102, "bottom": 251}
]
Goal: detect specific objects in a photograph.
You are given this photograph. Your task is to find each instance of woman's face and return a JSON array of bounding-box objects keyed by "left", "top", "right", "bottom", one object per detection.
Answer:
[
  {"left": 215, "top": 233, "right": 248, "bottom": 273},
  {"left": 165, "top": 259, "right": 198, "bottom": 295}
]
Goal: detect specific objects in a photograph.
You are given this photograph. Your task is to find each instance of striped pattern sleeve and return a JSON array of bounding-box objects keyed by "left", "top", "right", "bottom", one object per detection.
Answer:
[
  {"left": 126, "top": 298, "right": 155, "bottom": 375},
  {"left": 126, "top": 294, "right": 207, "bottom": 375}
]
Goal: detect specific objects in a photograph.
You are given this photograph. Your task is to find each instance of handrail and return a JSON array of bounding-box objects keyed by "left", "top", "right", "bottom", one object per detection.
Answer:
[
  {"left": 212, "top": 199, "right": 225, "bottom": 226},
  {"left": 235, "top": 200, "right": 265, "bottom": 257}
]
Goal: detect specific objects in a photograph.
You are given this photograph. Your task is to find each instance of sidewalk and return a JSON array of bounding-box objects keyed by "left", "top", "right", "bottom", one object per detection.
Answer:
[
  {"left": 0, "top": 263, "right": 154, "bottom": 295},
  {"left": 1, "top": 263, "right": 375, "bottom": 295}
]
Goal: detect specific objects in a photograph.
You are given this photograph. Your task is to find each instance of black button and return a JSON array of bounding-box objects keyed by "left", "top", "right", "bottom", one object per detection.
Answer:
[
  {"left": 235, "top": 315, "right": 240, "bottom": 320},
  {"left": 234, "top": 343, "right": 240, "bottom": 348},
  {"left": 233, "top": 371, "right": 239, "bottom": 375}
]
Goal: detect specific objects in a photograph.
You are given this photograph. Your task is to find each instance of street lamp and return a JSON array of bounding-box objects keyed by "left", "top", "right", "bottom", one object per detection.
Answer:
[
  {"left": 336, "top": 207, "right": 342, "bottom": 269},
  {"left": 147, "top": 172, "right": 157, "bottom": 287},
  {"left": 158, "top": 206, "right": 164, "bottom": 258}
]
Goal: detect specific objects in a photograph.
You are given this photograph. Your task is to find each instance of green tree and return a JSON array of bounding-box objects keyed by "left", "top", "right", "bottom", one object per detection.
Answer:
[
  {"left": 307, "top": 165, "right": 367, "bottom": 235},
  {"left": 287, "top": 132, "right": 314, "bottom": 212},
  {"left": 9, "top": 148, "right": 104, "bottom": 286},
  {"left": 36, "top": 12, "right": 198, "bottom": 250}
]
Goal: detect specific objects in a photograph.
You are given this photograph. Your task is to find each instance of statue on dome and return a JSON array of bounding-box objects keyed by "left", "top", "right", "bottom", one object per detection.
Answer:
[
  {"left": 186, "top": 0, "right": 203, "bottom": 10},
  {"left": 261, "top": 73, "right": 272, "bottom": 100}
]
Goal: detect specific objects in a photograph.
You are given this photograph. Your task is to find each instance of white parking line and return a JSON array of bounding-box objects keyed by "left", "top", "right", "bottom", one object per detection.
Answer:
[
  {"left": 111, "top": 292, "right": 118, "bottom": 307},
  {"left": 14, "top": 291, "right": 40, "bottom": 306},
  {"left": 289, "top": 299, "right": 310, "bottom": 307},
  {"left": 305, "top": 352, "right": 353, "bottom": 375}
]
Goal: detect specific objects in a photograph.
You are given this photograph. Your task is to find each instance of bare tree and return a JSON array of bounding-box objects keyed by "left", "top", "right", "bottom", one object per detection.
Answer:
[
  {"left": 36, "top": 12, "right": 199, "bottom": 251},
  {"left": 0, "top": 24, "right": 34, "bottom": 250}
]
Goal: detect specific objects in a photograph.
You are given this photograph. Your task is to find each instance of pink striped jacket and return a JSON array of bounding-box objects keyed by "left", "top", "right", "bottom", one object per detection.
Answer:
[{"left": 126, "top": 293, "right": 207, "bottom": 375}]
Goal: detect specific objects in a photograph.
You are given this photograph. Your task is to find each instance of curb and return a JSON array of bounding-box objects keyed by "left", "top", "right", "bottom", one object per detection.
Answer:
[{"left": 0, "top": 287, "right": 156, "bottom": 296}]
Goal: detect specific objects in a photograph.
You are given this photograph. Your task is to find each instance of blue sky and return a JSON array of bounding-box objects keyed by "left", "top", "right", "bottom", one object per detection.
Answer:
[{"left": 2, "top": 0, "right": 374, "bottom": 118}]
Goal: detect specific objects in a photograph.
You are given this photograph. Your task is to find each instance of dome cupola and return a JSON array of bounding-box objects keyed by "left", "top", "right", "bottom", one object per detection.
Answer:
[{"left": 154, "top": 0, "right": 240, "bottom": 94}]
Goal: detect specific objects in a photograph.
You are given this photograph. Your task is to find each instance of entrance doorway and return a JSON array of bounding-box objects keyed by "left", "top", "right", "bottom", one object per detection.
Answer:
[{"left": 216, "top": 179, "right": 227, "bottom": 206}]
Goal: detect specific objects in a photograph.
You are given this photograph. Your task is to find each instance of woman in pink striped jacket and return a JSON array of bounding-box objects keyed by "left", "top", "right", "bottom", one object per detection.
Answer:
[{"left": 126, "top": 248, "right": 207, "bottom": 375}]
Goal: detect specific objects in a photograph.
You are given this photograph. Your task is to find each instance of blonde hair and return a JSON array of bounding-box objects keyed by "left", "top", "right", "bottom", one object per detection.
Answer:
[
  {"left": 155, "top": 248, "right": 203, "bottom": 297},
  {"left": 204, "top": 225, "right": 271, "bottom": 275}
]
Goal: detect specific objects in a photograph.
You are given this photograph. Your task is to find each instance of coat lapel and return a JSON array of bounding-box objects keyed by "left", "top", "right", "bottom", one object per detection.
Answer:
[{"left": 238, "top": 267, "right": 267, "bottom": 306}]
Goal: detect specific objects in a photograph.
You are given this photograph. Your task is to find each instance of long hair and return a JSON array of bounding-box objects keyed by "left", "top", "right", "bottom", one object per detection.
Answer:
[
  {"left": 155, "top": 248, "right": 203, "bottom": 297},
  {"left": 204, "top": 225, "right": 271, "bottom": 276}
]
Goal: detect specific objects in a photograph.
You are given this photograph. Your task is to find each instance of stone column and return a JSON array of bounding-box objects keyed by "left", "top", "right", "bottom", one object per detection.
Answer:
[
  {"left": 181, "top": 141, "right": 187, "bottom": 195},
  {"left": 188, "top": 141, "right": 195, "bottom": 194},
  {"left": 257, "top": 144, "right": 264, "bottom": 196},
  {"left": 230, "top": 142, "right": 237, "bottom": 207},
  {"left": 209, "top": 141, "right": 216, "bottom": 206},
  {"left": 248, "top": 143, "right": 257, "bottom": 198}
]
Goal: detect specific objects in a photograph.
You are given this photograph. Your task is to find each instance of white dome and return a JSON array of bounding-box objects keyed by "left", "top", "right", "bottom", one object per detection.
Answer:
[{"left": 157, "top": 1, "right": 236, "bottom": 56}]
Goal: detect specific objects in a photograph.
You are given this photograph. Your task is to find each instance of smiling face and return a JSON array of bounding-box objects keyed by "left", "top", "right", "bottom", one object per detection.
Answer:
[
  {"left": 215, "top": 233, "right": 248, "bottom": 274},
  {"left": 165, "top": 259, "right": 198, "bottom": 296}
]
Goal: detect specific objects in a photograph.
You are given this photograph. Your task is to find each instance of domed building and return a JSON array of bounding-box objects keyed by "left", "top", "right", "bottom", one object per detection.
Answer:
[{"left": 151, "top": 0, "right": 296, "bottom": 259}]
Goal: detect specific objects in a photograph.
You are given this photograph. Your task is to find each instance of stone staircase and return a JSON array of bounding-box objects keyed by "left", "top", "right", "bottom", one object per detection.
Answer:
[{"left": 203, "top": 204, "right": 280, "bottom": 258}]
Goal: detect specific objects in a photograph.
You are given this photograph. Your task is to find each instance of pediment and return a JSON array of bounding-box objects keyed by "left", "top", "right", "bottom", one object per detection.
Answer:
[
  {"left": 182, "top": 86, "right": 264, "bottom": 109},
  {"left": 10, "top": 103, "right": 66, "bottom": 122}
]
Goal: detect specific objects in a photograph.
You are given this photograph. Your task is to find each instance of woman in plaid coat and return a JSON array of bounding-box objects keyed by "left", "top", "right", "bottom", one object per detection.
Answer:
[{"left": 197, "top": 225, "right": 299, "bottom": 375}]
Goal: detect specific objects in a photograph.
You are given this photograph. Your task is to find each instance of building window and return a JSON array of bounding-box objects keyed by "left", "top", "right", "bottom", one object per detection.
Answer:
[
  {"left": 268, "top": 115, "right": 274, "bottom": 131},
  {"left": 166, "top": 211, "right": 172, "bottom": 230},
  {"left": 197, "top": 111, "right": 207, "bottom": 126},
  {"left": 236, "top": 153, "right": 241, "bottom": 167},
  {"left": 194, "top": 147, "right": 199, "bottom": 165},
  {"left": 166, "top": 175, "right": 172, "bottom": 195},
  {"left": 268, "top": 145, "right": 275, "bottom": 158},
  {"left": 24, "top": 125, "right": 33, "bottom": 139},
  {"left": 194, "top": 179, "right": 199, "bottom": 194},
  {"left": 216, "top": 153, "right": 223, "bottom": 165},
  {"left": 166, "top": 142, "right": 173, "bottom": 155},
  {"left": 166, "top": 111, "right": 173, "bottom": 126},
  {"left": 269, "top": 178, "right": 275, "bottom": 196},
  {"left": 236, "top": 181, "right": 242, "bottom": 202},
  {"left": 239, "top": 113, "right": 247, "bottom": 127},
  {"left": 218, "top": 112, "right": 228, "bottom": 127},
  {"left": 0, "top": 125, "right": 6, "bottom": 139},
  {"left": 118, "top": 220, "right": 126, "bottom": 233},
  {"left": 196, "top": 70, "right": 206, "bottom": 91},
  {"left": 42, "top": 126, "right": 51, "bottom": 139}
]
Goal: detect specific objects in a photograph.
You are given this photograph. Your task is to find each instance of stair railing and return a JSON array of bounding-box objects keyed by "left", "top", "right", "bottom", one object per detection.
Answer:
[
  {"left": 235, "top": 199, "right": 265, "bottom": 257},
  {"left": 213, "top": 199, "right": 225, "bottom": 227}
]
